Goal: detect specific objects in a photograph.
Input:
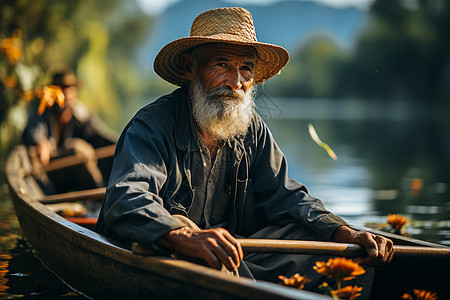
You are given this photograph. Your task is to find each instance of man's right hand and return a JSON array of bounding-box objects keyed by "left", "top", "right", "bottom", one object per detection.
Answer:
[
  {"left": 156, "top": 227, "right": 243, "bottom": 272},
  {"left": 36, "top": 140, "right": 52, "bottom": 166}
]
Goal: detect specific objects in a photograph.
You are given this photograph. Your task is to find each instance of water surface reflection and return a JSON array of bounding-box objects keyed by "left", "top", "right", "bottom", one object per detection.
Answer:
[{"left": 260, "top": 98, "right": 450, "bottom": 244}]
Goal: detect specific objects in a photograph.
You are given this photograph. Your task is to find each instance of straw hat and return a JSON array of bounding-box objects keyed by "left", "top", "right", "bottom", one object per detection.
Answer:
[{"left": 154, "top": 7, "right": 289, "bottom": 86}]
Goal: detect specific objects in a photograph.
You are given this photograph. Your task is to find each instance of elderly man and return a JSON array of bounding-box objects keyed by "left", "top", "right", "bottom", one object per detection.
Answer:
[{"left": 95, "top": 7, "right": 393, "bottom": 290}]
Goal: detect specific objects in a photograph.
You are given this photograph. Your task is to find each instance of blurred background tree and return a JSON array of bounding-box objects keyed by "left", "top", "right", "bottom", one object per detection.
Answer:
[
  {"left": 266, "top": 0, "right": 450, "bottom": 104},
  {"left": 0, "top": 0, "right": 152, "bottom": 156},
  {"left": 339, "top": 0, "right": 450, "bottom": 103}
]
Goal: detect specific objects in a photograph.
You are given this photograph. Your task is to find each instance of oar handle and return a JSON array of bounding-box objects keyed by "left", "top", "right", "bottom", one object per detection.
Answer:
[
  {"left": 40, "top": 187, "right": 106, "bottom": 204},
  {"left": 238, "top": 239, "right": 450, "bottom": 258},
  {"left": 394, "top": 245, "right": 450, "bottom": 257},
  {"left": 239, "top": 239, "right": 365, "bottom": 256},
  {"left": 44, "top": 144, "right": 115, "bottom": 172}
]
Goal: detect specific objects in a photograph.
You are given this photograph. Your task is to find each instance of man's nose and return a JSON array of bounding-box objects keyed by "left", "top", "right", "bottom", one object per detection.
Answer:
[{"left": 224, "top": 68, "right": 243, "bottom": 91}]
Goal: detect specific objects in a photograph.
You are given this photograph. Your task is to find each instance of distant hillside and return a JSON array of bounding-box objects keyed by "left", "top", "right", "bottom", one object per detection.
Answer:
[{"left": 138, "top": 0, "right": 367, "bottom": 72}]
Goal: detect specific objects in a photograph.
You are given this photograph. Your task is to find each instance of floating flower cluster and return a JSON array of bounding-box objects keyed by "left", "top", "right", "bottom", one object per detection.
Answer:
[
  {"left": 387, "top": 213, "right": 409, "bottom": 235},
  {"left": 278, "top": 273, "right": 310, "bottom": 290},
  {"left": 402, "top": 289, "right": 438, "bottom": 300},
  {"left": 331, "top": 285, "right": 363, "bottom": 300},
  {"left": 277, "top": 257, "right": 367, "bottom": 299},
  {"left": 313, "top": 257, "right": 365, "bottom": 282}
]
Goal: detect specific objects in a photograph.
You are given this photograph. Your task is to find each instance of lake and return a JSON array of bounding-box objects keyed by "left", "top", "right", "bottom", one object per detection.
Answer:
[
  {"left": 258, "top": 96, "right": 450, "bottom": 244},
  {"left": 0, "top": 96, "right": 449, "bottom": 298}
]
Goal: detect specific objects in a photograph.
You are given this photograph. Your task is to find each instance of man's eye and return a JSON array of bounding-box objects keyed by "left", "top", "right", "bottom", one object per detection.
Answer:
[
  {"left": 217, "top": 63, "right": 227, "bottom": 67},
  {"left": 241, "top": 66, "right": 253, "bottom": 72}
]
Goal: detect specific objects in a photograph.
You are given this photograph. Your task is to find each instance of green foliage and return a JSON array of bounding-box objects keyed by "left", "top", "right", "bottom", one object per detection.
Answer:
[
  {"left": 342, "top": 0, "right": 450, "bottom": 102},
  {"left": 268, "top": 36, "right": 346, "bottom": 99},
  {"left": 267, "top": 0, "right": 450, "bottom": 104},
  {"left": 0, "top": 0, "right": 152, "bottom": 154}
]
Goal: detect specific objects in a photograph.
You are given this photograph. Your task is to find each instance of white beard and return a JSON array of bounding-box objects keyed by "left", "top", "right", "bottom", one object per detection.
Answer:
[{"left": 190, "top": 77, "right": 256, "bottom": 141}]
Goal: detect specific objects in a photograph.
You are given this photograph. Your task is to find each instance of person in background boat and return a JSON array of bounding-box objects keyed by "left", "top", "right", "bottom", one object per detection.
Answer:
[
  {"left": 22, "top": 70, "right": 117, "bottom": 192},
  {"left": 95, "top": 7, "right": 394, "bottom": 293}
]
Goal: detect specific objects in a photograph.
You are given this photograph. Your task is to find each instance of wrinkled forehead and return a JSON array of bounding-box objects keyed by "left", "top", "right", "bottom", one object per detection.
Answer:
[{"left": 190, "top": 43, "right": 257, "bottom": 65}]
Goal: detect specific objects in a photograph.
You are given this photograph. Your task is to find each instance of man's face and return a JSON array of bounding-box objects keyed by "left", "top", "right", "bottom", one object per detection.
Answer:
[
  {"left": 192, "top": 43, "right": 256, "bottom": 95},
  {"left": 58, "top": 85, "right": 77, "bottom": 111},
  {"left": 187, "top": 44, "right": 257, "bottom": 140}
]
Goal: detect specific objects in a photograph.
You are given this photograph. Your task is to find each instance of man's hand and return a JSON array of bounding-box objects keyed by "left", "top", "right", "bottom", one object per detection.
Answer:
[
  {"left": 333, "top": 225, "right": 394, "bottom": 266},
  {"left": 156, "top": 227, "right": 244, "bottom": 272},
  {"left": 36, "top": 140, "right": 52, "bottom": 166}
]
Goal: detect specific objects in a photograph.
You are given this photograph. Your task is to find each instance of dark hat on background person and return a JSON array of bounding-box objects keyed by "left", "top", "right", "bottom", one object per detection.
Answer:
[
  {"left": 51, "top": 71, "right": 82, "bottom": 88},
  {"left": 154, "top": 7, "right": 289, "bottom": 86}
]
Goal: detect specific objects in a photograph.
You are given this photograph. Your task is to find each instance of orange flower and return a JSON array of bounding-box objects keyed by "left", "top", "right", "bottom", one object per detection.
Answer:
[
  {"left": 411, "top": 178, "right": 423, "bottom": 197},
  {"left": 402, "top": 289, "right": 438, "bottom": 300},
  {"left": 23, "top": 90, "right": 35, "bottom": 101},
  {"left": 387, "top": 213, "right": 408, "bottom": 233},
  {"left": 1, "top": 76, "right": 17, "bottom": 89},
  {"left": 0, "top": 30, "right": 23, "bottom": 65},
  {"left": 331, "top": 285, "right": 363, "bottom": 300},
  {"left": 278, "top": 273, "right": 310, "bottom": 290},
  {"left": 35, "top": 85, "right": 65, "bottom": 115},
  {"left": 314, "top": 257, "right": 365, "bottom": 282}
]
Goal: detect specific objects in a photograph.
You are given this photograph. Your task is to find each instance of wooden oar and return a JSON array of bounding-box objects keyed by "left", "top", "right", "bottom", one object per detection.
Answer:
[
  {"left": 238, "top": 239, "right": 450, "bottom": 258},
  {"left": 131, "top": 238, "right": 449, "bottom": 258},
  {"left": 40, "top": 187, "right": 106, "bottom": 204},
  {"left": 44, "top": 144, "right": 115, "bottom": 172}
]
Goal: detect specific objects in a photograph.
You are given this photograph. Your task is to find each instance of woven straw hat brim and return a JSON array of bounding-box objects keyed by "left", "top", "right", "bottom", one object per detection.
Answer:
[{"left": 154, "top": 33, "right": 289, "bottom": 86}]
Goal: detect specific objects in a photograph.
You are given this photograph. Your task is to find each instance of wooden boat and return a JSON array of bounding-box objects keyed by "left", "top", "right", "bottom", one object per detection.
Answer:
[{"left": 6, "top": 145, "right": 450, "bottom": 299}]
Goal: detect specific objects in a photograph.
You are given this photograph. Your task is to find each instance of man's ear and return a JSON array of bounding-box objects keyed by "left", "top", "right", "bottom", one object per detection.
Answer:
[{"left": 182, "top": 53, "right": 195, "bottom": 81}]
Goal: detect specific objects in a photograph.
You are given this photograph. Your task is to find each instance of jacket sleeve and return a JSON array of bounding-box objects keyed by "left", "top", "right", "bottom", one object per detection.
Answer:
[
  {"left": 95, "top": 111, "right": 185, "bottom": 251},
  {"left": 22, "top": 114, "right": 50, "bottom": 146},
  {"left": 249, "top": 116, "right": 347, "bottom": 240}
]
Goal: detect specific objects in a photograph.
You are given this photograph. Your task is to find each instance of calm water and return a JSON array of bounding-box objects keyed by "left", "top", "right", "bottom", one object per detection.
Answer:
[
  {"left": 0, "top": 97, "right": 449, "bottom": 297},
  {"left": 259, "top": 97, "right": 450, "bottom": 244}
]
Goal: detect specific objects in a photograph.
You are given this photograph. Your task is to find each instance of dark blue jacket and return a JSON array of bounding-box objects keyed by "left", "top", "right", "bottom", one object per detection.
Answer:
[{"left": 95, "top": 85, "right": 347, "bottom": 251}]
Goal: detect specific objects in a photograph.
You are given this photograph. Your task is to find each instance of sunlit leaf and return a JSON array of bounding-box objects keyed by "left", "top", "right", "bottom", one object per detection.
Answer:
[
  {"left": 308, "top": 123, "right": 338, "bottom": 161},
  {"left": 0, "top": 29, "right": 23, "bottom": 65},
  {"left": 35, "top": 85, "right": 65, "bottom": 115}
]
